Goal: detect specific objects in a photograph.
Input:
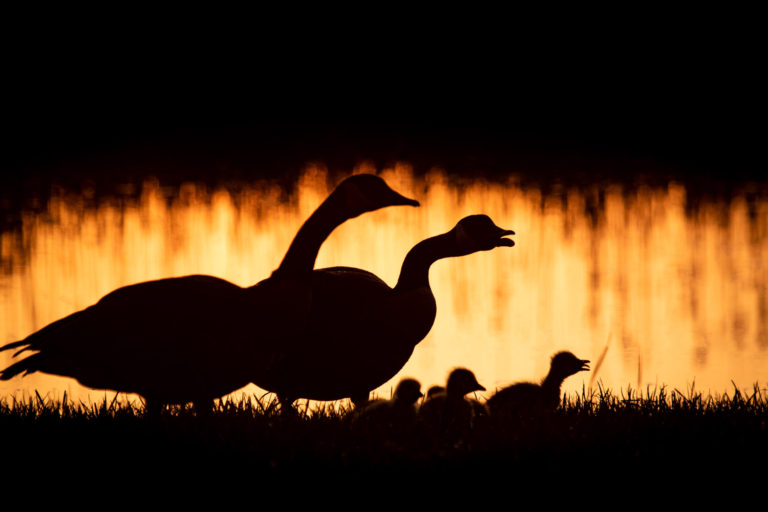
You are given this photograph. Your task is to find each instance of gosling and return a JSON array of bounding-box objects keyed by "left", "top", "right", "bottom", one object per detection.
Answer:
[
  {"left": 486, "top": 351, "right": 590, "bottom": 416},
  {"left": 352, "top": 378, "right": 423, "bottom": 431},
  {"left": 419, "top": 368, "right": 486, "bottom": 434}
]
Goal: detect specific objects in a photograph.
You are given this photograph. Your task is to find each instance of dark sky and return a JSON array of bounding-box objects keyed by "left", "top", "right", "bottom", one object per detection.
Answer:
[{"left": 2, "top": 26, "right": 763, "bottom": 188}]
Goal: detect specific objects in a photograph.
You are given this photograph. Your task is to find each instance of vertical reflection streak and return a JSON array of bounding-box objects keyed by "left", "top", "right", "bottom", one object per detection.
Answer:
[{"left": 1, "top": 166, "right": 767, "bottom": 404}]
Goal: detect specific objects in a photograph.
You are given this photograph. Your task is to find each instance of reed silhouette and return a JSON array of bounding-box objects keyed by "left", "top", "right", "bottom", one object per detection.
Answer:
[
  {"left": 253, "top": 215, "right": 514, "bottom": 408},
  {"left": 0, "top": 175, "right": 418, "bottom": 414},
  {"left": 419, "top": 367, "right": 487, "bottom": 436},
  {"left": 486, "top": 351, "right": 590, "bottom": 416}
]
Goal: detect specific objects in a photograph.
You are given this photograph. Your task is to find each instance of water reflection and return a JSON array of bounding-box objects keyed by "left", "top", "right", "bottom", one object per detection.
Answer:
[{"left": 1, "top": 165, "right": 767, "bottom": 405}]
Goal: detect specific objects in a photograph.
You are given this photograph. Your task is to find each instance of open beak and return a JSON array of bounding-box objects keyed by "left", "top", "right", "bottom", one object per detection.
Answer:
[
  {"left": 580, "top": 359, "right": 591, "bottom": 372},
  {"left": 495, "top": 228, "right": 515, "bottom": 247}
]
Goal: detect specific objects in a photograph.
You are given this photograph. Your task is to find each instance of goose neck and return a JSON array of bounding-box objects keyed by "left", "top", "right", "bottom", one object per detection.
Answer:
[
  {"left": 394, "top": 232, "right": 459, "bottom": 291},
  {"left": 541, "top": 372, "right": 565, "bottom": 396},
  {"left": 272, "top": 198, "right": 346, "bottom": 277}
]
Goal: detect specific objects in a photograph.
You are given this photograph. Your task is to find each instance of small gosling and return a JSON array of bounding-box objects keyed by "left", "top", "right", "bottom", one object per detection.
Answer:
[
  {"left": 352, "top": 378, "right": 423, "bottom": 431},
  {"left": 419, "top": 368, "right": 486, "bottom": 434},
  {"left": 487, "top": 351, "right": 590, "bottom": 416}
]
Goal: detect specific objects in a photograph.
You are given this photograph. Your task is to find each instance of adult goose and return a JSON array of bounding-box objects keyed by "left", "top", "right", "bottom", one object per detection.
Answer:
[
  {"left": 486, "top": 351, "right": 590, "bottom": 416},
  {"left": 254, "top": 214, "right": 514, "bottom": 406},
  {"left": 0, "top": 175, "right": 419, "bottom": 414}
]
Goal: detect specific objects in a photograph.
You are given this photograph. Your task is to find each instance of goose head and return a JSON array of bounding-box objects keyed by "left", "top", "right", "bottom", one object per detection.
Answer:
[
  {"left": 452, "top": 215, "right": 515, "bottom": 254},
  {"left": 446, "top": 368, "right": 486, "bottom": 397},
  {"left": 550, "top": 351, "right": 590, "bottom": 379},
  {"left": 335, "top": 174, "right": 420, "bottom": 219},
  {"left": 271, "top": 174, "right": 418, "bottom": 279},
  {"left": 393, "top": 377, "right": 423, "bottom": 404}
]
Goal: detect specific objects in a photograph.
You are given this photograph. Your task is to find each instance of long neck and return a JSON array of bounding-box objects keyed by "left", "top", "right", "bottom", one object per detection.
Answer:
[
  {"left": 272, "top": 196, "right": 347, "bottom": 277},
  {"left": 394, "top": 232, "right": 462, "bottom": 291}
]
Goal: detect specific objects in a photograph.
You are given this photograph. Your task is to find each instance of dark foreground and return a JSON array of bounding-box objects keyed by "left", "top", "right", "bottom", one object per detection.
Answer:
[{"left": 2, "top": 386, "right": 766, "bottom": 496}]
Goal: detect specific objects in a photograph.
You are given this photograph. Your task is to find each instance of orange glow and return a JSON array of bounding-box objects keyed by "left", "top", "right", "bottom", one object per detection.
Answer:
[{"left": 1, "top": 165, "right": 767, "bottom": 406}]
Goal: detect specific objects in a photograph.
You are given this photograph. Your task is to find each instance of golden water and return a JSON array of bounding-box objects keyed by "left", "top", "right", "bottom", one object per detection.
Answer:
[{"left": 1, "top": 164, "right": 767, "bottom": 406}]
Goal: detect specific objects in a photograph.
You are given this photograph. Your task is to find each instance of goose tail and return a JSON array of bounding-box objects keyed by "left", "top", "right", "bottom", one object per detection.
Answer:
[
  {"left": 0, "top": 338, "right": 36, "bottom": 360},
  {"left": 0, "top": 353, "right": 39, "bottom": 380},
  {"left": 0, "top": 339, "right": 28, "bottom": 353}
]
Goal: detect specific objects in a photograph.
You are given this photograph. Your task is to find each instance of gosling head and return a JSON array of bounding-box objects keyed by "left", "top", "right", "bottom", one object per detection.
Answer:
[
  {"left": 393, "top": 378, "right": 423, "bottom": 405},
  {"left": 426, "top": 385, "right": 445, "bottom": 400},
  {"left": 337, "top": 174, "right": 420, "bottom": 218},
  {"left": 453, "top": 214, "right": 515, "bottom": 253},
  {"left": 446, "top": 368, "right": 486, "bottom": 397},
  {"left": 550, "top": 351, "right": 590, "bottom": 379}
]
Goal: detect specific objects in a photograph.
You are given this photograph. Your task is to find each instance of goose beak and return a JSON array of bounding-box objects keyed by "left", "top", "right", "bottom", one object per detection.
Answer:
[
  {"left": 388, "top": 190, "right": 420, "bottom": 208},
  {"left": 495, "top": 228, "right": 515, "bottom": 247}
]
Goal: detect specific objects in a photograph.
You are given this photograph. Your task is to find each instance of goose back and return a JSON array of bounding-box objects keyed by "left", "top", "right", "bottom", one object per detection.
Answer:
[{"left": 1, "top": 275, "right": 310, "bottom": 402}]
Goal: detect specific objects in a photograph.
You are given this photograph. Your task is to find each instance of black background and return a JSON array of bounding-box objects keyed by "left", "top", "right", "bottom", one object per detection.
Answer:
[{"left": 2, "top": 17, "right": 764, "bottom": 189}]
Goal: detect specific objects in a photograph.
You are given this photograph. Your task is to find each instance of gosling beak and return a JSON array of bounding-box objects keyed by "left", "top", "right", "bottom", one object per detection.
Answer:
[{"left": 580, "top": 360, "right": 591, "bottom": 372}]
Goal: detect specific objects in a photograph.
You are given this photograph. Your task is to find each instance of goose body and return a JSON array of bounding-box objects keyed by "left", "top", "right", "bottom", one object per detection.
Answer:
[
  {"left": 255, "top": 267, "right": 435, "bottom": 405},
  {"left": 486, "top": 351, "right": 590, "bottom": 416},
  {"left": 0, "top": 175, "right": 418, "bottom": 412},
  {"left": 254, "top": 214, "right": 515, "bottom": 405}
]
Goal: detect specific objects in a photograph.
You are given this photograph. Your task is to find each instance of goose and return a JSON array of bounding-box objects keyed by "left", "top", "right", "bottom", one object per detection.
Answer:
[
  {"left": 486, "top": 351, "right": 590, "bottom": 416},
  {"left": 253, "top": 214, "right": 515, "bottom": 407},
  {"left": 351, "top": 377, "right": 423, "bottom": 426},
  {"left": 418, "top": 367, "right": 487, "bottom": 434},
  {"left": 0, "top": 174, "right": 419, "bottom": 414}
]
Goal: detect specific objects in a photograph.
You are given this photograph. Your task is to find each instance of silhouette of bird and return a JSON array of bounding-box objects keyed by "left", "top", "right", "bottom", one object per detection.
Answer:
[
  {"left": 425, "top": 385, "right": 445, "bottom": 402},
  {"left": 253, "top": 214, "right": 515, "bottom": 407},
  {"left": 419, "top": 367, "right": 486, "bottom": 435},
  {"left": 351, "top": 377, "right": 423, "bottom": 427},
  {"left": 486, "top": 351, "right": 590, "bottom": 416},
  {"left": 0, "top": 174, "right": 419, "bottom": 414}
]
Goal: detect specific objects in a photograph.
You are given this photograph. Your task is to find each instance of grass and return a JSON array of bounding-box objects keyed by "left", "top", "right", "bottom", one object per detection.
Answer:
[{"left": 2, "top": 384, "right": 766, "bottom": 490}]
